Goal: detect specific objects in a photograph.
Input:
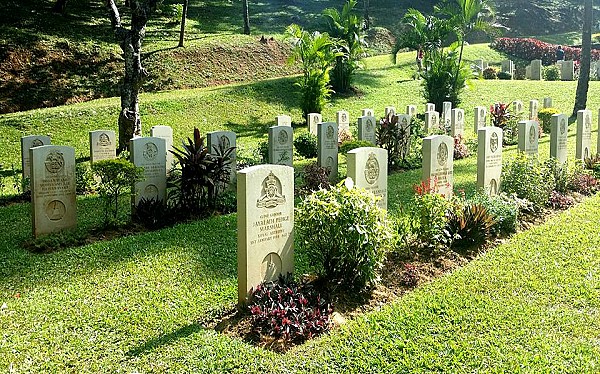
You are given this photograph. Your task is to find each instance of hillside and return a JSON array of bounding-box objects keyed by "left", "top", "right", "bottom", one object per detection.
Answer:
[{"left": 0, "top": 0, "right": 590, "bottom": 114}]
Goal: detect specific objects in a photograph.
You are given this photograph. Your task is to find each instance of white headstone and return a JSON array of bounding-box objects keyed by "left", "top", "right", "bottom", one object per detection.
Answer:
[
  {"left": 21, "top": 135, "right": 51, "bottom": 182},
  {"left": 268, "top": 126, "right": 294, "bottom": 166},
  {"left": 576, "top": 110, "right": 593, "bottom": 160},
  {"left": 517, "top": 120, "right": 539, "bottom": 156},
  {"left": 477, "top": 127, "right": 503, "bottom": 196},
  {"left": 530, "top": 60, "right": 542, "bottom": 80},
  {"left": 362, "top": 108, "right": 374, "bottom": 117},
  {"left": 422, "top": 135, "right": 454, "bottom": 197},
  {"left": 357, "top": 116, "right": 377, "bottom": 145},
  {"left": 317, "top": 122, "right": 339, "bottom": 182},
  {"left": 525, "top": 65, "right": 532, "bottom": 79},
  {"left": 474, "top": 59, "right": 484, "bottom": 72},
  {"left": 150, "top": 125, "right": 174, "bottom": 174},
  {"left": 550, "top": 114, "right": 568, "bottom": 164},
  {"left": 543, "top": 97, "right": 553, "bottom": 108},
  {"left": 237, "top": 164, "right": 294, "bottom": 305},
  {"left": 512, "top": 100, "right": 524, "bottom": 116},
  {"left": 442, "top": 101, "right": 452, "bottom": 129},
  {"left": 424, "top": 111, "right": 440, "bottom": 132},
  {"left": 307, "top": 113, "right": 322, "bottom": 135},
  {"left": 275, "top": 115, "right": 292, "bottom": 127},
  {"left": 89, "top": 130, "right": 116, "bottom": 163},
  {"left": 474, "top": 106, "right": 487, "bottom": 132},
  {"left": 30, "top": 145, "right": 76, "bottom": 238},
  {"left": 336, "top": 110, "right": 350, "bottom": 141},
  {"left": 501, "top": 60, "right": 514, "bottom": 76},
  {"left": 406, "top": 105, "right": 417, "bottom": 117},
  {"left": 384, "top": 106, "right": 396, "bottom": 118},
  {"left": 347, "top": 147, "right": 388, "bottom": 210},
  {"left": 451, "top": 108, "right": 465, "bottom": 137},
  {"left": 426, "top": 103, "right": 435, "bottom": 113},
  {"left": 207, "top": 130, "right": 237, "bottom": 182},
  {"left": 130, "top": 137, "right": 167, "bottom": 205},
  {"left": 529, "top": 100, "right": 539, "bottom": 120},
  {"left": 561, "top": 61, "right": 575, "bottom": 81}
]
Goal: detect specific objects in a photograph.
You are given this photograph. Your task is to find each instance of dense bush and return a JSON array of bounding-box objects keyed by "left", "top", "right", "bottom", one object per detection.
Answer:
[
  {"left": 132, "top": 197, "right": 169, "bottom": 229},
  {"left": 543, "top": 65, "right": 560, "bottom": 81},
  {"left": 491, "top": 37, "right": 600, "bottom": 65},
  {"left": 91, "top": 159, "right": 143, "bottom": 226},
  {"left": 300, "top": 162, "right": 331, "bottom": 193},
  {"left": 411, "top": 180, "right": 453, "bottom": 245},
  {"left": 294, "top": 132, "right": 318, "bottom": 158},
  {"left": 548, "top": 191, "right": 574, "bottom": 210},
  {"left": 467, "top": 191, "right": 518, "bottom": 236},
  {"left": 421, "top": 48, "right": 471, "bottom": 112},
  {"left": 169, "top": 128, "right": 236, "bottom": 216},
  {"left": 295, "top": 180, "right": 395, "bottom": 291},
  {"left": 249, "top": 275, "right": 332, "bottom": 343},
  {"left": 538, "top": 107, "right": 561, "bottom": 133},
  {"left": 501, "top": 152, "right": 553, "bottom": 208},
  {"left": 570, "top": 172, "right": 599, "bottom": 195},
  {"left": 339, "top": 140, "right": 373, "bottom": 154},
  {"left": 497, "top": 71, "right": 512, "bottom": 80},
  {"left": 376, "top": 115, "right": 422, "bottom": 170},
  {"left": 75, "top": 161, "right": 94, "bottom": 195},
  {"left": 482, "top": 67, "right": 497, "bottom": 79}
]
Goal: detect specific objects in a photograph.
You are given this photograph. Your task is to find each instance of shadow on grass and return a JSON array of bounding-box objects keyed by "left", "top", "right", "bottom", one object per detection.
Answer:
[{"left": 126, "top": 322, "right": 205, "bottom": 357}]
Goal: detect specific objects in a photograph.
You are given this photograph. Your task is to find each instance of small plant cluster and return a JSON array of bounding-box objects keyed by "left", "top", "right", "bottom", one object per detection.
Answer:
[
  {"left": 300, "top": 162, "right": 331, "bottom": 194},
  {"left": 543, "top": 65, "right": 561, "bottom": 81},
  {"left": 490, "top": 102, "right": 519, "bottom": 145},
  {"left": 538, "top": 107, "right": 561, "bottom": 133},
  {"left": 294, "top": 132, "right": 318, "bottom": 159},
  {"left": 339, "top": 140, "right": 373, "bottom": 155},
  {"left": 296, "top": 179, "right": 395, "bottom": 291},
  {"left": 482, "top": 67, "right": 497, "bottom": 79},
  {"left": 249, "top": 275, "right": 332, "bottom": 343},
  {"left": 491, "top": 37, "right": 600, "bottom": 65},
  {"left": 502, "top": 153, "right": 599, "bottom": 211},
  {"left": 497, "top": 71, "right": 512, "bottom": 80},
  {"left": 453, "top": 135, "right": 470, "bottom": 160},
  {"left": 376, "top": 114, "right": 422, "bottom": 171}
]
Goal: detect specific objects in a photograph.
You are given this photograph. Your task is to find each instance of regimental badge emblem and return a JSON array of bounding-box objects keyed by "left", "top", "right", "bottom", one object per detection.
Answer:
[
  {"left": 257, "top": 171, "right": 286, "bottom": 209},
  {"left": 98, "top": 133, "right": 111, "bottom": 147},
  {"left": 326, "top": 125, "right": 334, "bottom": 140},
  {"left": 144, "top": 184, "right": 159, "bottom": 199},
  {"left": 437, "top": 142, "right": 448, "bottom": 166},
  {"left": 490, "top": 132, "right": 499, "bottom": 153},
  {"left": 278, "top": 129, "right": 288, "bottom": 145},
  {"left": 32, "top": 139, "right": 44, "bottom": 147},
  {"left": 143, "top": 142, "right": 158, "bottom": 161},
  {"left": 364, "top": 152, "right": 379, "bottom": 185},
  {"left": 528, "top": 124, "right": 536, "bottom": 145},
  {"left": 560, "top": 119, "right": 566, "bottom": 135},
  {"left": 45, "top": 151, "right": 64, "bottom": 174},
  {"left": 366, "top": 119, "right": 373, "bottom": 132}
]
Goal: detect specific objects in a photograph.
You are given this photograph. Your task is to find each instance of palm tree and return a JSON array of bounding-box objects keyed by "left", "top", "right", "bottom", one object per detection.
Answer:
[
  {"left": 438, "top": 0, "right": 494, "bottom": 90},
  {"left": 573, "top": 0, "right": 592, "bottom": 117}
]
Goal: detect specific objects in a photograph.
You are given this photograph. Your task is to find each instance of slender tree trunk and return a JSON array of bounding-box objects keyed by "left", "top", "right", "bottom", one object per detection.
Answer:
[
  {"left": 52, "top": 0, "right": 68, "bottom": 14},
  {"left": 452, "top": 38, "right": 465, "bottom": 104},
  {"left": 573, "top": 0, "right": 592, "bottom": 117},
  {"left": 363, "top": 0, "right": 370, "bottom": 30},
  {"left": 178, "top": 0, "right": 188, "bottom": 47},
  {"left": 242, "top": 0, "right": 250, "bottom": 35},
  {"left": 106, "top": 0, "right": 157, "bottom": 152}
]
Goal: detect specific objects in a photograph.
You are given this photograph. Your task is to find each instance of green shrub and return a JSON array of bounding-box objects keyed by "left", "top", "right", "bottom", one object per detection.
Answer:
[
  {"left": 538, "top": 107, "right": 561, "bottom": 133},
  {"left": 584, "top": 155, "right": 600, "bottom": 178},
  {"left": 295, "top": 180, "right": 395, "bottom": 291},
  {"left": 421, "top": 47, "right": 471, "bottom": 112},
  {"left": 75, "top": 161, "right": 94, "bottom": 195},
  {"left": 482, "top": 67, "right": 497, "bottom": 79},
  {"left": 543, "top": 65, "right": 560, "bottom": 81},
  {"left": 132, "top": 197, "right": 169, "bottom": 230},
  {"left": 294, "top": 132, "right": 318, "bottom": 158},
  {"left": 446, "top": 203, "right": 496, "bottom": 252},
  {"left": 285, "top": 24, "right": 339, "bottom": 118},
  {"left": 410, "top": 181, "right": 453, "bottom": 246},
  {"left": 257, "top": 140, "right": 269, "bottom": 163},
  {"left": 466, "top": 191, "right": 518, "bottom": 236},
  {"left": 497, "top": 71, "right": 512, "bottom": 80},
  {"left": 91, "top": 159, "right": 143, "bottom": 226},
  {"left": 501, "top": 152, "right": 553, "bottom": 208},
  {"left": 300, "top": 162, "right": 331, "bottom": 193},
  {"left": 339, "top": 140, "right": 373, "bottom": 154}
]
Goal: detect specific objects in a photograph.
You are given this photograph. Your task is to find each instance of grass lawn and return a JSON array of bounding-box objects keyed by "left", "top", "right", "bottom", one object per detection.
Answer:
[{"left": 1, "top": 44, "right": 600, "bottom": 371}]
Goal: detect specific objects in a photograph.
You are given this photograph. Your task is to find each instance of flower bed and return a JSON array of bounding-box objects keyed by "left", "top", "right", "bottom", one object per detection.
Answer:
[{"left": 490, "top": 37, "right": 600, "bottom": 65}]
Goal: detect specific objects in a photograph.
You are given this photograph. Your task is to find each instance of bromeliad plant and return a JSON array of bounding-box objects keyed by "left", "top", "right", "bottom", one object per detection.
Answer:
[
  {"left": 169, "top": 128, "right": 235, "bottom": 216},
  {"left": 249, "top": 274, "right": 332, "bottom": 344}
]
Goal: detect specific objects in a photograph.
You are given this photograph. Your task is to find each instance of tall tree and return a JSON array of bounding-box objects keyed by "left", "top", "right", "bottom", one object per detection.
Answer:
[
  {"left": 363, "top": 0, "right": 370, "bottom": 30},
  {"left": 178, "top": 0, "right": 189, "bottom": 47},
  {"left": 573, "top": 0, "right": 593, "bottom": 117},
  {"left": 105, "top": 0, "right": 159, "bottom": 152},
  {"left": 242, "top": 0, "right": 250, "bottom": 35}
]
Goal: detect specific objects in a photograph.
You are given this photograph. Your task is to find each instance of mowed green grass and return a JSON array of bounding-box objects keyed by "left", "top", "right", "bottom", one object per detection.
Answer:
[{"left": 1, "top": 45, "right": 600, "bottom": 372}]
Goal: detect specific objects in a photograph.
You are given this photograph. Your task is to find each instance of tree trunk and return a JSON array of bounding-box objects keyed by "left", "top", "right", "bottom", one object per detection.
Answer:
[
  {"left": 106, "top": 0, "right": 157, "bottom": 152},
  {"left": 573, "top": 0, "right": 592, "bottom": 117},
  {"left": 52, "top": 0, "right": 68, "bottom": 14},
  {"left": 363, "top": 0, "right": 370, "bottom": 30},
  {"left": 178, "top": 0, "right": 188, "bottom": 47},
  {"left": 242, "top": 0, "right": 250, "bottom": 35}
]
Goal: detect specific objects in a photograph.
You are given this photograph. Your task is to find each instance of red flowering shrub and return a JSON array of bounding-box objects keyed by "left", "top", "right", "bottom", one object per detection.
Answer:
[{"left": 490, "top": 37, "right": 600, "bottom": 65}]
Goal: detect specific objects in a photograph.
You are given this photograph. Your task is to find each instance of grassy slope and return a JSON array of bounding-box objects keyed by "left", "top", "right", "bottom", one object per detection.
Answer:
[{"left": 1, "top": 44, "right": 600, "bottom": 371}]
